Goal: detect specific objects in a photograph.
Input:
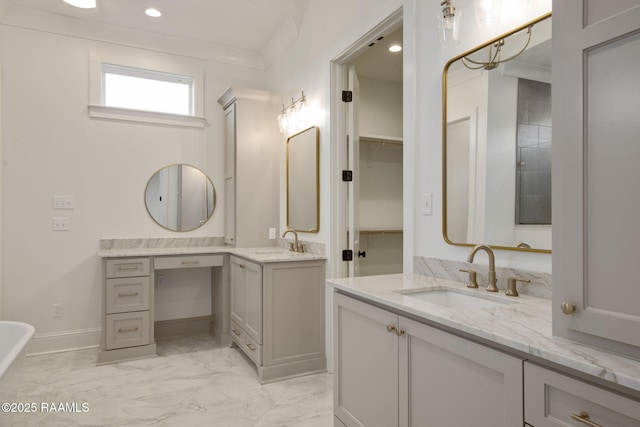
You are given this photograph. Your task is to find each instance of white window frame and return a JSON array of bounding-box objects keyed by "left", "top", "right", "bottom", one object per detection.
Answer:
[{"left": 89, "top": 51, "right": 205, "bottom": 128}]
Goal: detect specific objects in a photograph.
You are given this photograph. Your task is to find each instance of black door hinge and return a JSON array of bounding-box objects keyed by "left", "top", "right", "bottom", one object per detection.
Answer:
[
  {"left": 342, "top": 90, "right": 353, "bottom": 102},
  {"left": 342, "top": 250, "right": 353, "bottom": 261},
  {"left": 342, "top": 170, "right": 353, "bottom": 182}
]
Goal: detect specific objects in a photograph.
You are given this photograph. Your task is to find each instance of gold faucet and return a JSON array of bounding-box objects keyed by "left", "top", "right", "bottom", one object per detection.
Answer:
[
  {"left": 467, "top": 244, "right": 498, "bottom": 292},
  {"left": 282, "top": 229, "right": 304, "bottom": 253}
]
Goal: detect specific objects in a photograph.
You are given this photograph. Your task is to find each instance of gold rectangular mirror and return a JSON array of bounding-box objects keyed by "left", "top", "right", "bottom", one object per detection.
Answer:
[
  {"left": 286, "top": 126, "right": 320, "bottom": 232},
  {"left": 443, "top": 13, "right": 552, "bottom": 253}
]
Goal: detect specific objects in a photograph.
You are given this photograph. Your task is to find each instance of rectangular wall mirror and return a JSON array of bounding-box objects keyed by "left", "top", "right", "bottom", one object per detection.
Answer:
[
  {"left": 442, "top": 13, "right": 552, "bottom": 253},
  {"left": 286, "top": 126, "right": 320, "bottom": 232}
]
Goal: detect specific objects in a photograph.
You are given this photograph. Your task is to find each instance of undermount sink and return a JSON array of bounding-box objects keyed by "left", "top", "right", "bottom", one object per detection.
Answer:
[{"left": 398, "top": 288, "right": 511, "bottom": 310}]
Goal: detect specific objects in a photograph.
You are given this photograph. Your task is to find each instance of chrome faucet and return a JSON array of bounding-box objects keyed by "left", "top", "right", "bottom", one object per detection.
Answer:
[
  {"left": 467, "top": 244, "right": 498, "bottom": 292},
  {"left": 282, "top": 229, "right": 304, "bottom": 253}
]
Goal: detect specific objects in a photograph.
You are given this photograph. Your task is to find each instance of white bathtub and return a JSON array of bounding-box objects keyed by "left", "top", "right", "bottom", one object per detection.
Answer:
[{"left": 0, "top": 321, "right": 35, "bottom": 403}]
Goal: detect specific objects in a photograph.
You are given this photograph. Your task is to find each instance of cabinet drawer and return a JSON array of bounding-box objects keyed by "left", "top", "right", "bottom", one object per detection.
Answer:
[
  {"left": 105, "top": 277, "right": 150, "bottom": 314},
  {"left": 230, "top": 320, "right": 262, "bottom": 365},
  {"left": 106, "top": 258, "right": 150, "bottom": 278},
  {"left": 524, "top": 362, "right": 640, "bottom": 426},
  {"left": 154, "top": 255, "right": 223, "bottom": 270},
  {"left": 105, "top": 312, "right": 150, "bottom": 350}
]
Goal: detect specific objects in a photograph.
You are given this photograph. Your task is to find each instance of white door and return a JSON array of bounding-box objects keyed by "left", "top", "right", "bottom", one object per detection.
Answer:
[
  {"left": 347, "top": 66, "right": 360, "bottom": 277},
  {"left": 553, "top": 0, "right": 640, "bottom": 354}
]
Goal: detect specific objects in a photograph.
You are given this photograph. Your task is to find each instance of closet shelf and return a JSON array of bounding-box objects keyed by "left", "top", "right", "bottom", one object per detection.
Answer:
[
  {"left": 360, "top": 227, "right": 403, "bottom": 235},
  {"left": 360, "top": 135, "right": 403, "bottom": 146}
]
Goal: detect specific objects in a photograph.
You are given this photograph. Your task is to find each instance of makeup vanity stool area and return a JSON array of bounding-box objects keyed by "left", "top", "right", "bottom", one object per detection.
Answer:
[
  {"left": 97, "top": 248, "right": 327, "bottom": 384},
  {"left": 98, "top": 253, "right": 224, "bottom": 365}
]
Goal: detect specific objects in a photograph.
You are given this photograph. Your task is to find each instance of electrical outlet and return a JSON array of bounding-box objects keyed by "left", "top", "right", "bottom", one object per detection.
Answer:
[
  {"left": 52, "top": 303, "right": 63, "bottom": 317},
  {"left": 269, "top": 228, "right": 277, "bottom": 239},
  {"left": 156, "top": 274, "right": 165, "bottom": 286},
  {"left": 53, "top": 196, "right": 75, "bottom": 210},
  {"left": 52, "top": 217, "right": 70, "bottom": 231}
]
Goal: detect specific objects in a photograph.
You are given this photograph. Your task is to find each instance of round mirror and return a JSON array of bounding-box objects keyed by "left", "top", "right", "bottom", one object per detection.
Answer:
[{"left": 145, "top": 164, "right": 216, "bottom": 232}]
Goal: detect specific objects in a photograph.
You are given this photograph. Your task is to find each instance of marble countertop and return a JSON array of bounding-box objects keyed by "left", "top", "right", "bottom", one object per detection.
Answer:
[
  {"left": 328, "top": 273, "right": 640, "bottom": 395},
  {"left": 97, "top": 246, "right": 326, "bottom": 263}
]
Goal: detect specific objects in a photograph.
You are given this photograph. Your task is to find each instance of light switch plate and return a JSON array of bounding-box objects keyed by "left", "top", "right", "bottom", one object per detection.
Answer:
[
  {"left": 53, "top": 196, "right": 75, "bottom": 210},
  {"left": 52, "top": 217, "right": 69, "bottom": 231},
  {"left": 423, "top": 193, "right": 433, "bottom": 216}
]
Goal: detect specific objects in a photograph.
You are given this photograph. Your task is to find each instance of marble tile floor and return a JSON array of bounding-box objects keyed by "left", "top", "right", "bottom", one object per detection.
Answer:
[{"left": 9, "top": 334, "right": 334, "bottom": 427}]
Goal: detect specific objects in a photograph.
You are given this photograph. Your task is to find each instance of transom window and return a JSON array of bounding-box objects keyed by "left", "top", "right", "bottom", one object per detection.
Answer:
[{"left": 102, "top": 64, "right": 194, "bottom": 116}]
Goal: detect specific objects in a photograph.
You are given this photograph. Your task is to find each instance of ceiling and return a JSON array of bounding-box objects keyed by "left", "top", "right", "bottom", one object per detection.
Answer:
[
  {"left": 8, "top": 0, "right": 308, "bottom": 53},
  {"left": 350, "top": 26, "right": 403, "bottom": 83}
]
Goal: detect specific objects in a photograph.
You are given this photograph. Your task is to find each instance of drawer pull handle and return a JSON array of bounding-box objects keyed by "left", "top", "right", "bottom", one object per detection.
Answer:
[
  {"left": 117, "top": 327, "right": 139, "bottom": 333},
  {"left": 117, "top": 292, "right": 139, "bottom": 297},
  {"left": 571, "top": 412, "right": 602, "bottom": 427},
  {"left": 181, "top": 260, "right": 200, "bottom": 265},
  {"left": 386, "top": 324, "right": 396, "bottom": 333},
  {"left": 246, "top": 343, "right": 256, "bottom": 351},
  {"left": 239, "top": 264, "right": 246, "bottom": 269},
  {"left": 232, "top": 329, "right": 241, "bottom": 336},
  {"left": 116, "top": 265, "right": 140, "bottom": 271}
]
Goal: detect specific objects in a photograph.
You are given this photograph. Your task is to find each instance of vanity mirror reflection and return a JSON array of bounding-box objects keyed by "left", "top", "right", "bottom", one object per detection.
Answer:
[
  {"left": 145, "top": 164, "right": 216, "bottom": 231},
  {"left": 286, "top": 126, "right": 319, "bottom": 232},
  {"left": 443, "top": 13, "right": 552, "bottom": 252}
]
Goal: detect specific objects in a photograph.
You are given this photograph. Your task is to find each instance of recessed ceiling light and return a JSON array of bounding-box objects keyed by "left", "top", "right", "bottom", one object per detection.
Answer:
[
  {"left": 388, "top": 44, "right": 402, "bottom": 53},
  {"left": 63, "top": 0, "right": 96, "bottom": 9},
  {"left": 145, "top": 8, "right": 162, "bottom": 18}
]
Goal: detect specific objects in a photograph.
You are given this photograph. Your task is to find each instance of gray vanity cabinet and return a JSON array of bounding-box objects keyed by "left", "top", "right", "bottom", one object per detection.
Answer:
[
  {"left": 552, "top": 0, "right": 640, "bottom": 360},
  {"left": 229, "top": 255, "right": 326, "bottom": 383},
  {"left": 524, "top": 363, "right": 640, "bottom": 426},
  {"left": 99, "top": 257, "right": 156, "bottom": 364},
  {"left": 334, "top": 292, "right": 524, "bottom": 427},
  {"left": 217, "top": 87, "right": 280, "bottom": 248}
]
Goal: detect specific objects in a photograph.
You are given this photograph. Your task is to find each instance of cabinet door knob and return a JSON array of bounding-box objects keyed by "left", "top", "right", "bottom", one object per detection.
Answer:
[
  {"left": 561, "top": 302, "right": 576, "bottom": 315},
  {"left": 395, "top": 328, "right": 405, "bottom": 337},
  {"left": 386, "top": 324, "right": 396, "bottom": 333},
  {"left": 571, "top": 411, "right": 602, "bottom": 427}
]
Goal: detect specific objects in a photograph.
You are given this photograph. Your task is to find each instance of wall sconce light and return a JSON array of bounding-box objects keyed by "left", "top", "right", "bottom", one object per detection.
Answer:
[
  {"left": 278, "top": 91, "right": 308, "bottom": 134},
  {"left": 474, "top": 0, "right": 502, "bottom": 29},
  {"left": 437, "top": 0, "right": 461, "bottom": 48}
]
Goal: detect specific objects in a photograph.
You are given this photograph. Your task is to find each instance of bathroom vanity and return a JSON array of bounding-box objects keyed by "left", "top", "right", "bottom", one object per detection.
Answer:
[
  {"left": 97, "top": 239, "right": 326, "bottom": 383},
  {"left": 329, "top": 274, "right": 640, "bottom": 427}
]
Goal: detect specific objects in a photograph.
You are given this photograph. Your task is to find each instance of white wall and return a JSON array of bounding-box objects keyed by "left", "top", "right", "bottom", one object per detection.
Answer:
[
  {"left": 0, "top": 23, "right": 265, "bottom": 351},
  {"left": 359, "top": 77, "right": 403, "bottom": 139}
]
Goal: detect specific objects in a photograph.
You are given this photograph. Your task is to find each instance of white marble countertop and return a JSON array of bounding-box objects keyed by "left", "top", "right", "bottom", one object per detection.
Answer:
[
  {"left": 328, "top": 273, "right": 640, "bottom": 395},
  {"left": 97, "top": 246, "right": 326, "bottom": 264}
]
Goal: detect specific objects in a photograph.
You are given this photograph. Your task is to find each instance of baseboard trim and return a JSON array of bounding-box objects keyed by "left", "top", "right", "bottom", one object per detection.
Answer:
[
  {"left": 27, "top": 328, "right": 101, "bottom": 356},
  {"left": 154, "top": 316, "right": 212, "bottom": 339}
]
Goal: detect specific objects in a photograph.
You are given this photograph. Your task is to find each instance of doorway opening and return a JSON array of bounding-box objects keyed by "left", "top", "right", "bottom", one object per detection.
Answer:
[{"left": 330, "top": 9, "right": 403, "bottom": 279}]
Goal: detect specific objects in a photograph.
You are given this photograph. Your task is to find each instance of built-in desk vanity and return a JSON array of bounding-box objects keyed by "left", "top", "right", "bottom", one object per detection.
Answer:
[
  {"left": 98, "top": 239, "right": 326, "bottom": 384},
  {"left": 329, "top": 274, "right": 640, "bottom": 427}
]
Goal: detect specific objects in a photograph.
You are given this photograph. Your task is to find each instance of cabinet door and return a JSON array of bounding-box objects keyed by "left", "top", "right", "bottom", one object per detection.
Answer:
[
  {"left": 333, "top": 293, "right": 399, "bottom": 427},
  {"left": 230, "top": 257, "right": 246, "bottom": 326},
  {"left": 398, "top": 316, "right": 524, "bottom": 427},
  {"left": 553, "top": 0, "right": 640, "bottom": 357},
  {"left": 243, "top": 260, "right": 263, "bottom": 344},
  {"left": 524, "top": 362, "right": 640, "bottom": 426},
  {"left": 224, "top": 103, "right": 236, "bottom": 245}
]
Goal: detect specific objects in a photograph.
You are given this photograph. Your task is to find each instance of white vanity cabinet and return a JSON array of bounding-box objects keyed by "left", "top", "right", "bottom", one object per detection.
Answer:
[
  {"left": 524, "top": 362, "right": 640, "bottom": 426},
  {"left": 229, "top": 255, "right": 326, "bottom": 383},
  {"left": 217, "top": 87, "right": 280, "bottom": 247},
  {"left": 333, "top": 292, "right": 524, "bottom": 427},
  {"left": 99, "top": 258, "right": 156, "bottom": 364}
]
